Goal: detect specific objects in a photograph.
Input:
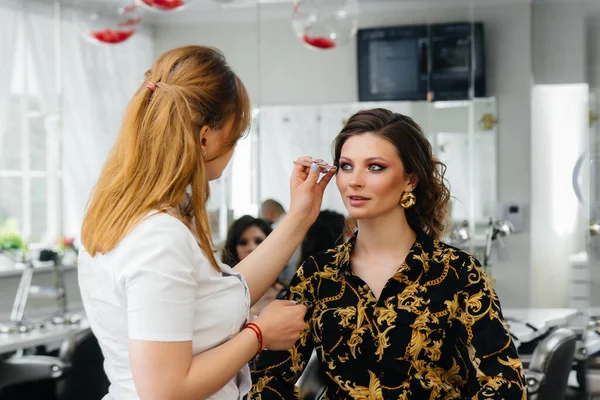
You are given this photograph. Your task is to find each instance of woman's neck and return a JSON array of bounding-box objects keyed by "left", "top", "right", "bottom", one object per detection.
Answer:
[{"left": 354, "top": 207, "right": 416, "bottom": 259}]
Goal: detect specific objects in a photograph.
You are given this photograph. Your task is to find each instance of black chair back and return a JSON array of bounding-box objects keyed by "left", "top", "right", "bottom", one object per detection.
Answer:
[
  {"left": 55, "top": 329, "right": 109, "bottom": 400},
  {"left": 296, "top": 351, "right": 327, "bottom": 400},
  {"left": 526, "top": 328, "right": 577, "bottom": 400}
]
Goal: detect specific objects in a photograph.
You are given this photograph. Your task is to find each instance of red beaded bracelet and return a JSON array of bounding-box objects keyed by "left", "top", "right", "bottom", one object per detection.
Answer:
[{"left": 244, "top": 322, "right": 263, "bottom": 356}]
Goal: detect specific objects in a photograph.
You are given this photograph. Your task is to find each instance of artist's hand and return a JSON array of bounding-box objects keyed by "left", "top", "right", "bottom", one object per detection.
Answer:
[
  {"left": 254, "top": 300, "right": 307, "bottom": 350},
  {"left": 288, "top": 156, "right": 336, "bottom": 227}
]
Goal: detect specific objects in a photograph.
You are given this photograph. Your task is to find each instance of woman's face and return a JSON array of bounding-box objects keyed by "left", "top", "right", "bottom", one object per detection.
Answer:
[
  {"left": 236, "top": 226, "right": 267, "bottom": 261},
  {"left": 336, "top": 132, "right": 414, "bottom": 220}
]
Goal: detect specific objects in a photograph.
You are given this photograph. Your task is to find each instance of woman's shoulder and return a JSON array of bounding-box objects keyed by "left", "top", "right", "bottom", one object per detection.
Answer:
[
  {"left": 299, "top": 241, "right": 351, "bottom": 276},
  {"left": 116, "top": 211, "right": 198, "bottom": 255},
  {"left": 80, "top": 212, "right": 205, "bottom": 285},
  {"left": 428, "top": 238, "right": 484, "bottom": 278}
]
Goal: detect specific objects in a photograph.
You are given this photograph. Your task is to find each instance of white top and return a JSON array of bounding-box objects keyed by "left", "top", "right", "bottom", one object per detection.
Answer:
[{"left": 78, "top": 213, "right": 251, "bottom": 400}]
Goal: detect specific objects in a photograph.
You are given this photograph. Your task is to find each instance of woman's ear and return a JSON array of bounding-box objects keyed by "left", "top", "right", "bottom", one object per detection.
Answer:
[
  {"left": 200, "top": 125, "right": 210, "bottom": 151},
  {"left": 407, "top": 174, "right": 419, "bottom": 192}
]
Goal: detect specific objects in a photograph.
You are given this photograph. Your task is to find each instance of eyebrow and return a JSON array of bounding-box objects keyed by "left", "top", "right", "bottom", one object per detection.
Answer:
[{"left": 339, "top": 156, "right": 388, "bottom": 162}]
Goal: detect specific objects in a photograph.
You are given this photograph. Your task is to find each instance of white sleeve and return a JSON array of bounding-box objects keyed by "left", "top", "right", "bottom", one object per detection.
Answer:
[{"left": 119, "top": 219, "right": 197, "bottom": 342}]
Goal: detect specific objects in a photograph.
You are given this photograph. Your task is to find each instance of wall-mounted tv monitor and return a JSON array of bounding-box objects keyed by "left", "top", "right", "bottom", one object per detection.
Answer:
[{"left": 357, "top": 22, "right": 486, "bottom": 102}]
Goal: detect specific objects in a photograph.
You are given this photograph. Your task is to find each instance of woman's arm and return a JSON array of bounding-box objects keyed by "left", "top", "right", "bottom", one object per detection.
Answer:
[
  {"left": 130, "top": 299, "right": 307, "bottom": 400},
  {"left": 122, "top": 219, "right": 307, "bottom": 400},
  {"left": 454, "top": 256, "right": 527, "bottom": 398},
  {"left": 235, "top": 158, "right": 335, "bottom": 304},
  {"left": 129, "top": 330, "right": 258, "bottom": 400}
]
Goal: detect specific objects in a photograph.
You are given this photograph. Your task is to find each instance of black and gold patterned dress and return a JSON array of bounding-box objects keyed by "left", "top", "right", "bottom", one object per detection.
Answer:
[{"left": 250, "top": 230, "right": 526, "bottom": 399}]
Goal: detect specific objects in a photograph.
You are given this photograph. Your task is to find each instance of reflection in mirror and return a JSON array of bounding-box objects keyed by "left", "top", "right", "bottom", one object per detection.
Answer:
[
  {"left": 255, "top": 97, "right": 497, "bottom": 248},
  {"left": 151, "top": 1, "right": 526, "bottom": 304},
  {"left": 420, "top": 98, "right": 497, "bottom": 233}
]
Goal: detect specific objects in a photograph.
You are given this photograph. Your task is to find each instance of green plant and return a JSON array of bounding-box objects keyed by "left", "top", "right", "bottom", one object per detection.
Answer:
[
  {"left": 0, "top": 232, "right": 25, "bottom": 252},
  {"left": 0, "top": 218, "right": 26, "bottom": 254}
]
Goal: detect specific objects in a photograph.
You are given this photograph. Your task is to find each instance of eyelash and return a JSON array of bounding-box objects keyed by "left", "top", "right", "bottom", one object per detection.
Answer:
[{"left": 340, "top": 163, "right": 386, "bottom": 172}]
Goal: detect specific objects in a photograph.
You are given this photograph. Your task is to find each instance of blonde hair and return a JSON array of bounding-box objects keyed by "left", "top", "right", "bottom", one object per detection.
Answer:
[{"left": 81, "top": 46, "right": 251, "bottom": 271}]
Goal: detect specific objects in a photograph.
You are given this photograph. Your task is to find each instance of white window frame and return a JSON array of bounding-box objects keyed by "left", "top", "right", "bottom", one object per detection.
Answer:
[{"left": 0, "top": 5, "right": 62, "bottom": 243}]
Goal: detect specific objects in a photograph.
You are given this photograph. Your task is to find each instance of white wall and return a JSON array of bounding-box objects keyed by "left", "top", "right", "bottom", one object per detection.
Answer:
[
  {"left": 585, "top": 3, "right": 600, "bottom": 88},
  {"left": 531, "top": 84, "right": 589, "bottom": 307},
  {"left": 154, "top": 1, "right": 533, "bottom": 307},
  {"left": 529, "top": 1, "right": 600, "bottom": 307},
  {"left": 533, "top": 2, "right": 586, "bottom": 85},
  {"left": 529, "top": 0, "right": 600, "bottom": 88}
]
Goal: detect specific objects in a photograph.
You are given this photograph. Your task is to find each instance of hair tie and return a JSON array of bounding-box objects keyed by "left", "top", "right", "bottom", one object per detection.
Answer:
[{"left": 147, "top": 82, "right": 156, "bottom": 92}]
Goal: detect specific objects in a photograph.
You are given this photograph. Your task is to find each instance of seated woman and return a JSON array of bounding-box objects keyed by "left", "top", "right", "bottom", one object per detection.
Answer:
[
  {"left": 275, "top": 210, "right": 347, "bottom": 302},
  {"left": 222, "top": 215, "right": 284, "bottom": 316},
  {"left": 222, "top": 215, "right": 273, "bottom": 267},
  {"left": 250, "top": 108, "right": 525, "bottom": 399},
  {"left": 297, "top": 210, "right": 346, "bottom": 271}
]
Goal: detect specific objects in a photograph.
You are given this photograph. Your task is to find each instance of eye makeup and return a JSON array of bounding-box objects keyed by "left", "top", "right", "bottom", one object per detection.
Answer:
[
  {"left": 368, "top": 163, "right": 388, "bottom": 171},
  {"left": 338, "top": 161, "right": 388, "bottom": 172}
]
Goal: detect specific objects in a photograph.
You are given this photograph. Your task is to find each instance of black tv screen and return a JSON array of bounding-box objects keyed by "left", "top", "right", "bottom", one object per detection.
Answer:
[
  {"left": 430, "top": 22, "right": 485, "bottom": 100},
  {"left": 357, "top": 25, "right": 428, "bottom": 101},
  {"left": 357, "top": 22, "right": 485, "bottom": 102}
]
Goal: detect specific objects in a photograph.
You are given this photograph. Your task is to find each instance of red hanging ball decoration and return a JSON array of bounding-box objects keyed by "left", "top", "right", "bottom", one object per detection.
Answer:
[
  {"left": 138, "top": 0, "right": 193, "bottom": 12},
  {"left": 303, "top": 35, "right": 336, "bottom": 49},
  {"left": 292, "top": 0, "right": 359, "bottom": 51},
  {"left": 90, "top": 29, "right": 135, "bottom": 44},
  {"left": 81, "top": 2, "right": 141, "bottom": 45}
]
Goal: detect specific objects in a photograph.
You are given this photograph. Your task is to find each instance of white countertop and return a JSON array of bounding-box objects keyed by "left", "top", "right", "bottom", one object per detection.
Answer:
[
  {"left": 504, "top": 308, "right": 580, "bottom": 328},
  {"left": 0, "top": 318, "right": 90, "bottom": 355},
  {"left": 503, "top": 308, "right": 580, "bottom": 345},
  {"left": 0, "top": 262, "right": 77, "bottom": 278},
  {"left": 0, "top": 304, "right": 88, "bottom": 355}
]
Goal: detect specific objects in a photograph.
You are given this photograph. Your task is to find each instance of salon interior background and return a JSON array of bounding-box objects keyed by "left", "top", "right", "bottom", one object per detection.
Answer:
[{"left": 0, "top": 0, "right": 599, "bottom": 315}]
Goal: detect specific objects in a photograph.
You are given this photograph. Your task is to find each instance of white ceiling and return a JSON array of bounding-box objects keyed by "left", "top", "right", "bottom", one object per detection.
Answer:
[
  {"left": 128, "top": 0, "right": 530, "bottom": 25},
  {"left": 54, "top": 0, "right": 599, "bottom": 10},
  {"left": 51, "top": 0, "right": 597, "bottom": 26}
]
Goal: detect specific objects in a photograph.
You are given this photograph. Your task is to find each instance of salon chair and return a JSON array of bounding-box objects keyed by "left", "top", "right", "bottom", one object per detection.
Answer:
[
  {"left": 0, "top": 329, "right": 108, "bottom": 400},
  {"left": 297, "top": 350, "right": 327, "bottom": 400},
  {"left": 0, "top": 354, "right": 69, "bottom": 399},
  {"left": 55, "top": 328, "right": 109, "bottom": 400},
  {"left": 525, "top": 328, "right": 577, "bottom": 400}
]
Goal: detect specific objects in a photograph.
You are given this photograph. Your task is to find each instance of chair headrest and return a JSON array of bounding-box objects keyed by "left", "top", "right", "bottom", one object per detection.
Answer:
[{"left": 529, "top": 328, "right": 577, "bottom": 372}]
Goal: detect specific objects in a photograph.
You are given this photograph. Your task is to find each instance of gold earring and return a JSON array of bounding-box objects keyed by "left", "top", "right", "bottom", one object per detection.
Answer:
[
  {"left": 202, "top": 149, "right": 207, "bottom": 159},
  {"left": 400, "top": 192, "right": 416, "bottom": 209}
]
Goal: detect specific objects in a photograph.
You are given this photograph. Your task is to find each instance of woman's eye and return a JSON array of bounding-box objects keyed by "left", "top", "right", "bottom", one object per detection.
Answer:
[
  {"left": 368, "top": 164, "right": 385, "bottom": 172},
  {"left": 255, "top": 239, "right": 263, "bottom": 245},
  {"left": 238, "top": 240, "right": 248, "bottom": 246},
  {"left": 340, "top": 163, "right": 353, "bottom": 171}
]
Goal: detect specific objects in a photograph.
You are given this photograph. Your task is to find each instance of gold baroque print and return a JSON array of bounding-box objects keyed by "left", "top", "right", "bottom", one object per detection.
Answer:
[{"left": 250, "top": 233, "right": 526, "bottom": 400}]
